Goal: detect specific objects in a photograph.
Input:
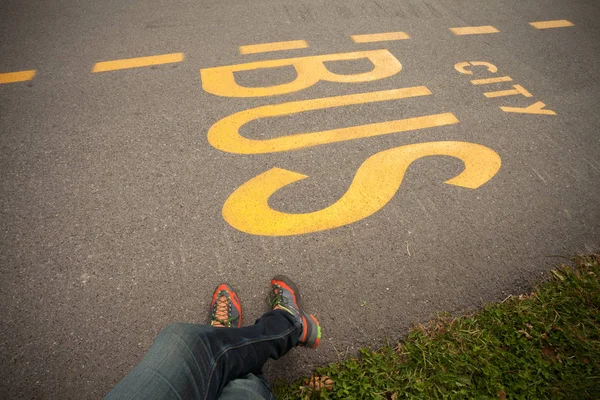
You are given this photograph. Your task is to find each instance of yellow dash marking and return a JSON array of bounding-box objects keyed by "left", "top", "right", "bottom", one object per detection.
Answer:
[
  {"left": 529, "top": 20, "right": 574, "bottom": 29},
  {"left": 239, "top": 40, "right": 309, "bottom": 55},
  {"left": 351, "top": 32, "right": 410, "bottom": 43},
  {"left": 471, "top": 76, "right": 513, "bottom": 85},
  {"left": 92, "top": 53, "right": 184, "bottom": 73},
  {"left": 0, "top": 70, "right": 36, "bottom": 84},
  {"left": 450, "top": 26, "right": 500, "bottom": 36}
]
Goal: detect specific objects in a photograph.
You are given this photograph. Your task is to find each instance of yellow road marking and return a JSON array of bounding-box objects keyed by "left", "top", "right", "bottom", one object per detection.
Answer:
[
  {"left": 92, "top": 53, "right": 184, "bottom": 73},
  {"left": 0, "top": 70, "right": 36, "bottom": 84},
  {"left": 484, "top": 84, "right": 533, "bottom": 98},
  {"left": 471, "top": 76, "right": 513, "bottom": 85},
  {"left": 201, "top": 49, "right": 402, "bottom": 97},
  {"left": 351, "top": 32, "right": 410, "bottom": 43},
  {"left": 223, "top": 141, "right": 501, "bottom": 236},
  {"left": 239, "top": 40, "right": 309, "bottom": 55},
  {"left": 529, "top": 20, "right": 574, "bottom": 29},
  {"left": 501, "top": 101, "right": 556, "bottom": 115},
  {"left": 207, "top": 86, "right": 461, "bottom": 154},
  {"left": 449, "top": 26, "right": 500, "bottom": 35},
  {"left": 455, "top": 61, "right": 498, "bottom": 74}
]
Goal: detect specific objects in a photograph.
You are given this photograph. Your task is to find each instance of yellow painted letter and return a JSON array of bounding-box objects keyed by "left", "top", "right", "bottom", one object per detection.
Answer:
[
  {"left": 223, "top": 141, "right": 501, "bottom": 236},
  {"left": 208, "top": 86, "right": 459, "bottom": 154},
  {"left": 484, "top": 84, "right": 533, "bottom": 98},
  {"left": 501, "top": 101, "right": 556, "bottom": 115},
  {"left": 201, "top": 50, "right": 402, "bottom": 97},
  {"left": 454, "top": 61, "right": 498, "bottom": 75}
]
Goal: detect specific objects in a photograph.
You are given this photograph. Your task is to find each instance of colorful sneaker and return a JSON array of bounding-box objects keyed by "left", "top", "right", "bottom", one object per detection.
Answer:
[
  {"left": 209, "top": 283, "right": 242, "bottom": 328},
  {"left": 269, "top": 275, "right": 321, "bottom": 349}
]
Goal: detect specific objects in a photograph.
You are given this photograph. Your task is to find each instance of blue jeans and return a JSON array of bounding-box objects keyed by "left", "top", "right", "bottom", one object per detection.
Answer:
[{"left": 106, "top": 310, "right": 301, "bottom": 400}]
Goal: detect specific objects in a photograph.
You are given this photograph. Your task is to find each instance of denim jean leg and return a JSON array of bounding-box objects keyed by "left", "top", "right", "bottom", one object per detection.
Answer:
[
  {"left": 105, "top": 309, "right": 300, "bottom": 400},
  {"left": 218, "top": 373, "right": 275, "bottom": 400}
]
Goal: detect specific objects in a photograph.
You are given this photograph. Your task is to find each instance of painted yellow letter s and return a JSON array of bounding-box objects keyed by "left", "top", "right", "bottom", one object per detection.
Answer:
[{"left": 222, "top": 141, "right": 502, "bottom": 236}]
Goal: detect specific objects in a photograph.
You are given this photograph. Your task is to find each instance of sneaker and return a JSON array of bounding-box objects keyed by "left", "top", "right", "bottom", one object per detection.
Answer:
[
  {"left": 209, "top": 283, "right": 242, "bottom": 328},
  {"left": 269, "top": 275, "right": 321, "bottom": 349}
]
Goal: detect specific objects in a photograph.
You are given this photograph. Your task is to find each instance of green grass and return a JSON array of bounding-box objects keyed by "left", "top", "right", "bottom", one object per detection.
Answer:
[{"left": 274, "top": 254, "right": 600, "bottom": 399}]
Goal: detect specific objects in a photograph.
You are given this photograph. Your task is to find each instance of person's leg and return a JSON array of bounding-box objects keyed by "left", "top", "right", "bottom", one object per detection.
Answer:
[
  {"left": 106, "top": 276, "right": 320, "bottom": 400},
  {"left": 218, "top": 373, "right": 275, "bottom": 400},
  {"left": 106, "top": 310, "right": 299, "bottom": 400}
]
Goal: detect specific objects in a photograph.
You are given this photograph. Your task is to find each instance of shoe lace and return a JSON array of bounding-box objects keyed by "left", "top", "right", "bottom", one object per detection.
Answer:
[
  {"left": 269, "top": 284, "right": 289, "bottom": 309},
  {"left": 211, "top": 291, "right": 238, "bottom": 327}
]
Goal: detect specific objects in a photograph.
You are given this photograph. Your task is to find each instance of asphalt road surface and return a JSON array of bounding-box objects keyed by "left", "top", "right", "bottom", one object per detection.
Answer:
[{"left": 1, "top": 0, "right": 599, "bottom": 398}]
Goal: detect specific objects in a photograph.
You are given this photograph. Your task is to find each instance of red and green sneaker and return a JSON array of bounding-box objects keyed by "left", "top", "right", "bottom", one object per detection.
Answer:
[
  {"left": 209, "top": 283, "right": 242, "bottom": 328},
  {"left": 269, "top": 275, "right": 321, "bottom": 349}
]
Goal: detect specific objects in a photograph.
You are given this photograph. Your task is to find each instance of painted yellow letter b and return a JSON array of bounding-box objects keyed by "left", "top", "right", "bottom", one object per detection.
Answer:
[{"left": 201, "top": 50, "right": 402, "bottom": 97}]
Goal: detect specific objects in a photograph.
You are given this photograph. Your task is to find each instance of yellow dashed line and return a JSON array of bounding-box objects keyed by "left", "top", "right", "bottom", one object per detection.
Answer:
[
  {"left": 3, "top": 17, "right": 577, "bottom": 84},
  {"left": 449, "top": 26, "right": 500, "bottom": 36},
  {"left": 92, "top": 53, "right": 184, "bottom": 73},
  {"left": 239, "top": 40, "right": 309, "bottom": 55},
  {"left": 351, "top": 32, "right": 410, "bottom": 43},
  {"left": 529, "top": 20, "right": 574, "bottom": 29},
  {"left": 0, "top": 70, "right": 36, "bottom": 84}
]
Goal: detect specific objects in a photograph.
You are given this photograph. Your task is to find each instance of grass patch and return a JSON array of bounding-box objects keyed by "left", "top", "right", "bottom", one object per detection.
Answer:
[{"left": 274, "top": 254, "right": 600, "bottom": 399}]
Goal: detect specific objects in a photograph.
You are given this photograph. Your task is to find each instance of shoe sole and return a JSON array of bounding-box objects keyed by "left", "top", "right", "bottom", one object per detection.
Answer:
[
  {"left": 301, "top": 312, "right": 322, "bottom": 349},
  {"left": 272, "top": 275, "right": 321, "bottom": 349}
]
